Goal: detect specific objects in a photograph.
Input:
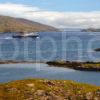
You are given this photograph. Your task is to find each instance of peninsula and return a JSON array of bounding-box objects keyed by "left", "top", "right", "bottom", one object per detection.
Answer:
[{"left": 47, "top": 61, "right": 100, "bottom": 71}]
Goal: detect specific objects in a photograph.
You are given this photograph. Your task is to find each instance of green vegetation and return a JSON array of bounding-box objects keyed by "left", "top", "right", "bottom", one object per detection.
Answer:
[
  {"left": 0, "top": 78, "right": 100, "bottom": 100},
  {"left": 47, "top": 61, "right": 100, "bottom": 71},
  {"left": 0, "top": 15, "right": 58, "bottom": 33}
]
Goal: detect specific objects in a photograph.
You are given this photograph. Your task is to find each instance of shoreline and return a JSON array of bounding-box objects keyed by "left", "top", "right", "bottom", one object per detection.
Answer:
[
  {"left": 0, "top": 60, "right": 45, "bottom": 64},
  {"left": 0, "top": 60, "right": 100, "bottom": 72}
]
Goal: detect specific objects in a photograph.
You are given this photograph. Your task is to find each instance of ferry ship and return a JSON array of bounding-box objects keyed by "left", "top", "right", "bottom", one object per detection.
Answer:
[{"left": 13, "top": 32, "right": 39, "bottom": 38}]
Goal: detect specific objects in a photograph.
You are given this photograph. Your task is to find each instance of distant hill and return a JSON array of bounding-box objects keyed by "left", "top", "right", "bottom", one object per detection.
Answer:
[
  {"left": 60, "top": 28, "right": 82, "bottom": 32},
  {"left": 82, "top": 28, "right": 100, "bottom": 32},
  {"left": 0, "top": 15, "right": 58, "bottom": 33}
]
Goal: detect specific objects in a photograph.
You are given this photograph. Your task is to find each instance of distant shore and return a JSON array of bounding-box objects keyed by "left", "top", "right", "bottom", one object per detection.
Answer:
[
  {"left": 47, "top": 61, "right": 100, "bottom": 72},
  {"left": 0, "top": 60, "right": 100, "bottom": 72},
  {"left": 0, "top": 60, "right": 45, "bottom": 64}
]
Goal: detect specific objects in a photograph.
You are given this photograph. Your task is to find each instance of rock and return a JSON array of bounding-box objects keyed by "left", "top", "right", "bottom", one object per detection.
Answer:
[
  {"left": 44, "top": 80, "right": 55, "bottom": 86},
  {"left": 85, "top": 92, "right": 93, "bottom": 100},
  {"left": 95, "top": 89, "right": 100, "bottom": 96},
  {"left": 26, "top": 98, "right": 34, "bottom": 100},
  {"left": 94, "top": 97, "right": 99, "bottom": 100},
  {"left": 7, "top": 87, "right": 18, "bottom": 92},
  {"left": 48, "top": 92, "right": 64, "bottom": 100},
  {"left": 35, "top": 90, "right": 47, "bottom": 96},
  {"left": 26, "top": 83, "right": 35, "bottom": 87}
]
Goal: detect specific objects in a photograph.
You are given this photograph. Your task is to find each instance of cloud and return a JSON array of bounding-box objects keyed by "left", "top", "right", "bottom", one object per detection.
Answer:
[{"left": 0, "top": 3, "right": 100, "bottom": 28}]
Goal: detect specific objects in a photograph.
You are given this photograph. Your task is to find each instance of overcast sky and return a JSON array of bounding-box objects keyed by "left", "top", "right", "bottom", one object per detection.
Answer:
[{"left": 0, "top": 0, "right": 100, "bottom": 28}]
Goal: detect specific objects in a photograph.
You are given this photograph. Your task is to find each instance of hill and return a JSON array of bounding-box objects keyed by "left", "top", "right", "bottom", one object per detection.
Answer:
[
  {"left": 0, "top": 79, "right": 100, "bottom": 100},
  {"left": 82, "top": 28, "right": 100, "bottom": 32},
  {"left": 0, "top": 15, "right": 58, "bottom": 33}
]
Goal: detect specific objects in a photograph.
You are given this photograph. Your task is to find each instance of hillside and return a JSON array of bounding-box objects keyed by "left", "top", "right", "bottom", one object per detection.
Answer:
[
  {"left": 0, "top": 15, "right": 58, "bottom": 33},
  {"left": 0, "top": 79, "right": 100, "bottom": 100},
  {"left": 82, "top": 28, "right": 100, "bottom": 32}
]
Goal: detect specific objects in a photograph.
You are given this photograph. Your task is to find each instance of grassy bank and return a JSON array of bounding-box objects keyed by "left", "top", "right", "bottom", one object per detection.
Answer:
[
  {"left": 47, "top": 61, "right": 100, "bottom": 71},
  {"left": 0, "top": 79, "right": 100, "bottom": 100}
]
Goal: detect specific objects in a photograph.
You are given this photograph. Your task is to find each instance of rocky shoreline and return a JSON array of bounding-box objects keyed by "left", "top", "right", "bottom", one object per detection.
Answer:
[
  {"left": 47, "top": 61, "right": 100, "bottom": 72},
  {"left": 0, "top": 78, "right": 100, "bottom": 100},
  {"left": 0, "top": 60, "right": 100, "bottom": 72}
]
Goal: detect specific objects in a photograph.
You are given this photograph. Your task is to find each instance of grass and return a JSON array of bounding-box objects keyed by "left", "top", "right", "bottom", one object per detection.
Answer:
[{"left": 0, "top": 78, "right": 100, "bottom": 100}]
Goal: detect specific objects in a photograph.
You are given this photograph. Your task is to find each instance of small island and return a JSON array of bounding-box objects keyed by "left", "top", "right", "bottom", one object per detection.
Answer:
[
  {"left": 94, "top": 48, "right": 100, "bottom": 52},
  {"left": 47, "top": 61, "right": 100, "bottom": 71},
  {"left": 0, "top": 78, "right": 100, "bottom": 100}
]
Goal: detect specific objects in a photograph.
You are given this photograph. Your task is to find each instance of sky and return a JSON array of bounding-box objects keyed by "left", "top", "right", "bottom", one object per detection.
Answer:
[{"left": 0, "top": 0, "right": 100, "bottom": 28}]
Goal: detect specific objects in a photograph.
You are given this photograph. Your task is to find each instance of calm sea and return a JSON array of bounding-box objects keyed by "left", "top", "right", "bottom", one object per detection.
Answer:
[
  {"left": 0, "top": 31, "right": 100, "bottom": 85},
  {"left": 0, "top": 31, "right": 100, "bottom": 61}
]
